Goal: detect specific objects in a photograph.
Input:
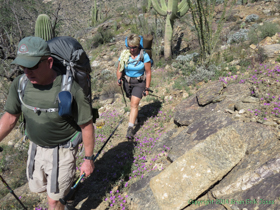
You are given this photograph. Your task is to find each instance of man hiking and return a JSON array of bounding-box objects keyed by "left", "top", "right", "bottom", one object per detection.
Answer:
[{"left": 0, "top": 36, "right": 95, "bottom": 210}]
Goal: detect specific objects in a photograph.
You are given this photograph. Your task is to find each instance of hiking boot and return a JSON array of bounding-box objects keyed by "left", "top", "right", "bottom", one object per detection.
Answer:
[{"left": 126, "top": 126, "right": 134, "bottom": 139}]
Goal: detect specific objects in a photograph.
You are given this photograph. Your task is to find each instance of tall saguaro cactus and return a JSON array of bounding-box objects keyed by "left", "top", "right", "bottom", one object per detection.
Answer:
[
  {"left": 151, "top": 0, "right": 189, "bottom": 60},
  {"left": 35, "top": 14, "right": 54, "bottom": 41},
  {"left": 91, "top": 0, "right": 98, "bottom": 27}
]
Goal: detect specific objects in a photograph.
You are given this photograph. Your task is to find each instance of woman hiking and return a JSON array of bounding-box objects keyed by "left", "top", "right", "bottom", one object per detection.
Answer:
[{"left": 116, "top": 34, "right": 152, "bottom": 139}]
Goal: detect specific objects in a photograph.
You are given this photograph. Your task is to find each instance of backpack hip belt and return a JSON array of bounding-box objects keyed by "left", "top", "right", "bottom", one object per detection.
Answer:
[{"left": 123, "top": 71, "right": 146, "bottom": 86}]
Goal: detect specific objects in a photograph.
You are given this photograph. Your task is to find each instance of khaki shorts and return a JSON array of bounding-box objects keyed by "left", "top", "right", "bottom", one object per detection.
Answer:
[{"left": 26, "top": 142, "right": 77, "bottom": 201}]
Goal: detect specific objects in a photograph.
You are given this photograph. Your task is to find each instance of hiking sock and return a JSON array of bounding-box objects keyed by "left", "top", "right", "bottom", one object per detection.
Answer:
[{"left": 128, "top": 122, "right": 134, "bottom": 127}]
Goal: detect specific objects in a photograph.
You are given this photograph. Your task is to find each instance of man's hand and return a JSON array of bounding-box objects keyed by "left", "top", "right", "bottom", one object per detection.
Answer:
[{"left": 80, "top": 159, "right": 95, "bottom": 177}]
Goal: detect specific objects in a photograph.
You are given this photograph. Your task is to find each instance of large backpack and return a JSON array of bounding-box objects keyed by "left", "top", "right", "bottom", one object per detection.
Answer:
[
  {"left": 125, "top": 34, "right": 153, "bottom": 66},
  {"left": 18, "top": 36, "right": 98, "bottom": 130}
]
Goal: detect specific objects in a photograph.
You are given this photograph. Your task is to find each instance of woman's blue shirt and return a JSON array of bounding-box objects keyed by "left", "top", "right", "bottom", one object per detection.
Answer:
[{"left": 119, "top": 52, "right": 151, "bottom": 77}]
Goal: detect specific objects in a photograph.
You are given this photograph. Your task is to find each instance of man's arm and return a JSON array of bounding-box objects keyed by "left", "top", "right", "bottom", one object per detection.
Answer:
[
  {"left": 79, "top": 119, "right": 95, "bottom": 177},
  {"left": 0, "top": 112, "right": 21, "bottom": 142}
]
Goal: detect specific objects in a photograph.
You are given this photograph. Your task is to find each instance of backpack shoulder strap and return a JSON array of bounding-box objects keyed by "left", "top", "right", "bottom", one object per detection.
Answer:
[
  {"left": 61, "top": 64, "right": 73, "bottom": 92},
  {"left": 17, "top": 74, "right": 58, "bottom": 114}
]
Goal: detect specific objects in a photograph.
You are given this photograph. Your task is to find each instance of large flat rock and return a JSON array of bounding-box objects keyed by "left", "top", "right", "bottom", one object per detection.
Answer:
[{"left": 150, "top": 125, "right": 247, "bottom": 210}]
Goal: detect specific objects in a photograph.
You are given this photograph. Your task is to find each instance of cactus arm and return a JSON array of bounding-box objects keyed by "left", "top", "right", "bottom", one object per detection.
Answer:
[
  {"left": 160, "top": 0, "right": 167, "bottom": 11},
  {"left": 178, "top": 0, "right": 189, "bottom": 17},
  {"left": 35, "top": 14, "right": 54, "bottom": 41},
  {"left": 178, "top": 0, "right": 186, "bottom": 10},
  {"left": 147, "top": 0, "right": 151, "bottom": 12},
  {"left": 151, "top": 0, "right": 167, "bottom": 16}
]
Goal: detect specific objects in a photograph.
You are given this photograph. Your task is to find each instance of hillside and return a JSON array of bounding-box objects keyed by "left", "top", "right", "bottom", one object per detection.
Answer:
[{"left": 1, "top": 0, "right": 280, "bottom": 209}]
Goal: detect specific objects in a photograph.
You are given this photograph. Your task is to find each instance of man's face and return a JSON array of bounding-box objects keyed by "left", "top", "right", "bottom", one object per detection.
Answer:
[{"left": 20, "top": 57, "right": 52, "bottom": 85}]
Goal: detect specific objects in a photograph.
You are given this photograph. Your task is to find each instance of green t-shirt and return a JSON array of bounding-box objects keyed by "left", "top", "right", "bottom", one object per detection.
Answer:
[{"left": 4, "top": 74, "right": 93, "bottom": 147}]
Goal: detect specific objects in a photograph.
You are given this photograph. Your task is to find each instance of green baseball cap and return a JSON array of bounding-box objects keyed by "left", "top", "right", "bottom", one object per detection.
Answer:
[{"left": 12, "top": 36, "right": 51, "bottom": 68}]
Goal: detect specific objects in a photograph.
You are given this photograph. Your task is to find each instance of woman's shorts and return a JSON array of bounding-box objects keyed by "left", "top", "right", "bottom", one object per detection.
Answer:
[{"left": 123, "top": 77, "right": 146, "bottom": 99}]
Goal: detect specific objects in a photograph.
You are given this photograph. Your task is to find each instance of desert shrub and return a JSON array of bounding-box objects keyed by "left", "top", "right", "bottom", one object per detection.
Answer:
[
  {"left": 259, "top": 22, "right": 280, "bottom": 39},
  {"left": 248, "top": 28, "right": 259, "bottom": 44},
  {"left": 116, "top": 6, "right": 125, "bottom": 14},
  {"left": 248, "top": 22, "right": 280, "bottom": 44},
  {"left": 176, "top": 52, "right": 200, "bottom": 63},
  {"left": 101, "top": 80, "right": 121, "bottom": 99},
  {"left": 227, "top": 29, "right": 249, "bottom": 44},
  {"left": 92, "top": 27, "right": 114, "bottom": 48},
  {"left": 172, "top": 62, "right": 196, "bottom": 76},
  {"left": 172, "top": 77, "right": 189, "bottom": 90},
  {"left": 239, "top": 59, "right": 251, "bottom": 67},
  {"left": 185, "top": 65, "right": 217, "bottom": 85},
  {"left": 216, "top": 0, "right": 225, "bottom": 4},
  {"left": 245, "top": 14, "right": 259, "bottom": 22},
  {"left": 256, "top": 47, "right": 268, "bottom": 63},
  {"left": 100, "top": 69, "right": 114, "bottom": 81}
]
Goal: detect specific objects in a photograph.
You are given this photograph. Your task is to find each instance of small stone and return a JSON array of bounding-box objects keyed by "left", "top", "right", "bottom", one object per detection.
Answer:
[
  {"left": 239, "top": 109, "right": 246, "bottom": 114},
  {"left": 96, "top": 119, "right": 105, "bottom": 127},
  {"left": 225, "top": 109, "right": 234, "bottom": 114},
  {"left": 251, "top": 118, "right": 257, "bottom": 122},
  {"left": 250, "top": 44, "right": 257, "bottom": 49},
  {"left": 263, "top": 121, "right": 277, "bottom": 127},
  {"left": 242, "top": 96, "right": 259, "bottom": 103},
  {"left": 277, "top": 132, "right": 280, "bottom": 139},
  {"left": 8, "top": 140, "right": 15, "bottom": 146}
]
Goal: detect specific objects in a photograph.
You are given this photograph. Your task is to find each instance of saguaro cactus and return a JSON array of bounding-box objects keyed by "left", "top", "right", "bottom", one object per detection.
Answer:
[
  {"left": 35, "top": 14, "right": 54, "bottom": 41},
  {"left": 91, "top": 0, "right": 98, "bottom": 27},
  {"left": 151, "top": 0, "right": 189, "bottom": 60}
]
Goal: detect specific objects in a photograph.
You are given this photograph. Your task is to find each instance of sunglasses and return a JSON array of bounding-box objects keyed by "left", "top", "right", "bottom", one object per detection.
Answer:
[
  {"left": 19, "top": 58, "right": 48, "bottom": 71},
  {"left": 127, "top": 46, "right": 139, "bottom": 49}
]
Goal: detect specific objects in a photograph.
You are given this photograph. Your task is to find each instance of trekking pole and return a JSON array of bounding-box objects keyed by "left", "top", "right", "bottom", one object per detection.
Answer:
[
  {"left": 143, "top": 88, "right": 159, "bottom": 97},
  {"left": 118, "top": 79, "right": 127, "bottom": 107},
  {"left": 0, "top": 148, "right": 27, "bottom": 210},
  {"left": 59, "top": 117, "right": 124, "bottom": 205}
]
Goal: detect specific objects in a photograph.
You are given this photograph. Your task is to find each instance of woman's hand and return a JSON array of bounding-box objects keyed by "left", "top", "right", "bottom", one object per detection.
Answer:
[
  {"left": 117, "top": 79, "right": 122, "bottom": 86},
  {"left": 144, "top": 90, "right": 149, "bottom": 96}
]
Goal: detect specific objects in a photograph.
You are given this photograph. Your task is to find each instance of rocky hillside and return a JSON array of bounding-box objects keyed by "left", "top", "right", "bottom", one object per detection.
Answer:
[{"left": 1, "top": 0, "right": 280, "bottom": 210}]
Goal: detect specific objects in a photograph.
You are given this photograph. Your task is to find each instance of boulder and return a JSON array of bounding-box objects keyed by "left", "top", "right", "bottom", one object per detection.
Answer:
[
  {"left": 150, "top": 125, "right": 247, "bottom": 210},
  {"left": 174, "top": 95, "right": 218, "bottom": 126},
  {"left": 196, "top": 81, "right": 224, "bottom": 106},
  {"left": 128, "top": 171, "right": 161, "bottom": 210},
  {"left": 262, "top": 44, "right": 280, "bottom": 58}
]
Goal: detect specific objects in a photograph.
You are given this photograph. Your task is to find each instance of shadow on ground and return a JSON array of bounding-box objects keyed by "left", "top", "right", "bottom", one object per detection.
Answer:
[
  {"left": 134, "top": 99, "right": 163, "bottom": 134},
  {"left": 72, "top": 141, "right": 135, "bottom": 209}
]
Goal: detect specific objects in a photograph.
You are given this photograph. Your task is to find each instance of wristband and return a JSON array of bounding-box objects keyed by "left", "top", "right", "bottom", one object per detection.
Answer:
[{"left": 84, "top": 155, "right": 94, "bottom": 160}]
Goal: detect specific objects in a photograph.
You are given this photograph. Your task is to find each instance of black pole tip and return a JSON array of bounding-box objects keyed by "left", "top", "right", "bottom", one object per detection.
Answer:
[{"left": 0, "top": 147, "right": 3, "bottom": 152}]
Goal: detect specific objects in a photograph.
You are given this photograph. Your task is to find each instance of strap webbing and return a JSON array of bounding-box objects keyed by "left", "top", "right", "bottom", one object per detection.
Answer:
[
  {"left": 28, "top": 142, "right": 37, "bottom": 179},
  {"left": 51, "top": 147, "right": 59, "bottom": 193},
  {"left": 18, "top": 75, "right": 58, "bottom": 114}
]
